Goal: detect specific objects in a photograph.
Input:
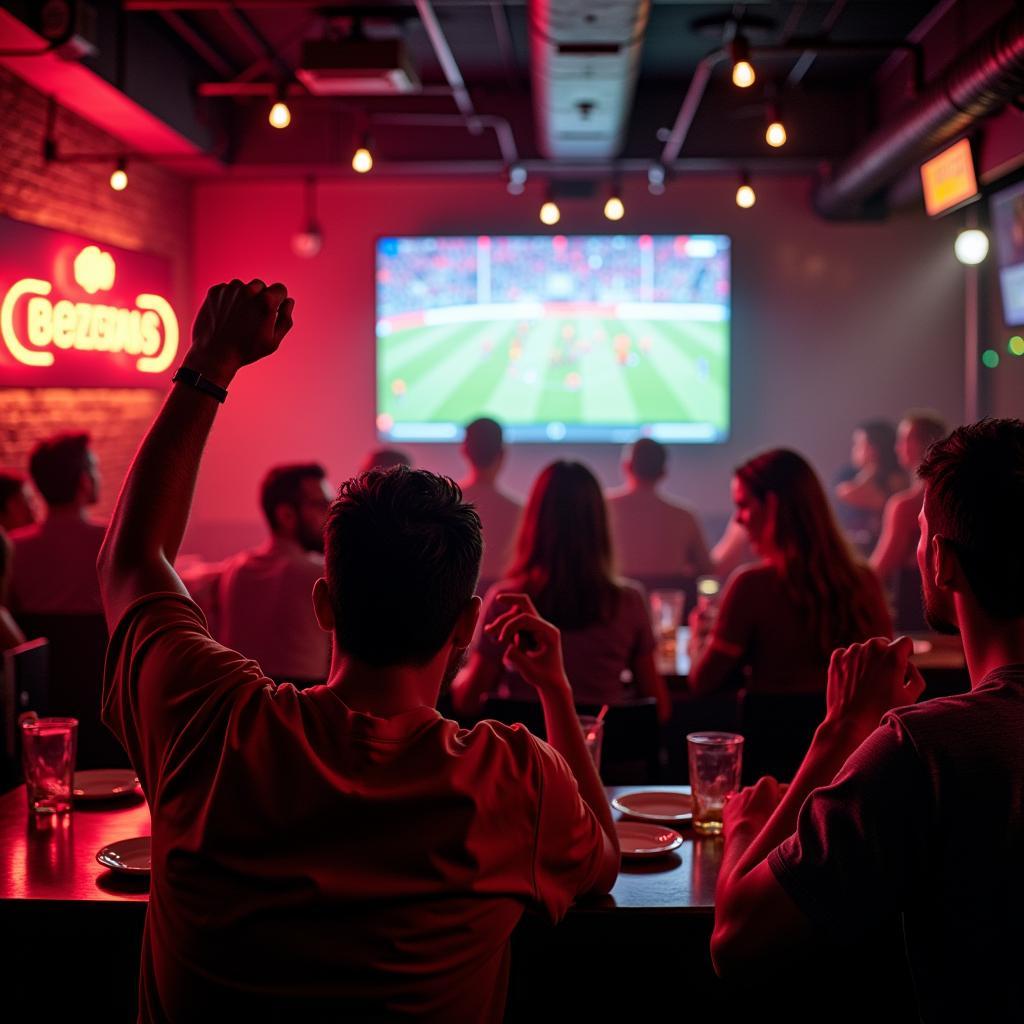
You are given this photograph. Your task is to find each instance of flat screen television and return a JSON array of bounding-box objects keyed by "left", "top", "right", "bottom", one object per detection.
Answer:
[
  {"left": 991, "top": 178, "right": 1024, "bottom": 326},
  {"left": 375, "top": 234, "right": 731, "bottom": 444}
]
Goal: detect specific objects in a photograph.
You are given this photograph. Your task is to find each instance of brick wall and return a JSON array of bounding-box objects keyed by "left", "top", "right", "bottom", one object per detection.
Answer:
[{"left": 0, "top": 67, "right": 192, "bottom": 520}]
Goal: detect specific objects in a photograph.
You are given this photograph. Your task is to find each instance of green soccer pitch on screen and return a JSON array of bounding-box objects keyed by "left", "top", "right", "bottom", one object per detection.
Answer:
[{"left": 375, "top": 233, "right": 730, "bottom": 444}]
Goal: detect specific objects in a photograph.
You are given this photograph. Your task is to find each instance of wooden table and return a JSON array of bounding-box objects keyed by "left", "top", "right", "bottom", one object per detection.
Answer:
[{"left": 0, "top": 783, "right": 721, "bottom": 1019}]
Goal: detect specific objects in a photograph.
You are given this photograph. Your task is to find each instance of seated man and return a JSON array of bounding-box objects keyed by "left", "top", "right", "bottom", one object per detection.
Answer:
[
  {"left": 607, "top": 437, "right": 711, "bottom": 581},
  {"left": 458, "top": 418, "right": 521, "bottom": 586},
  {"left": 218, "top": 463, "right": 332, "bottom": 685},
  {"left": 869, "top": 410, "right": 948, "bottom": 628},
  {"left": 9, "top": 432, "right": 106, "bottom": 614},
  {"left": 712, "top": 419, "right": 1024, "bottom": 1022},
  {"left": 97, "top": 279, "right": 619, "bottom": 1021},
  {"left": 0, "top": 469, "right": 36, "bottom": 533}
]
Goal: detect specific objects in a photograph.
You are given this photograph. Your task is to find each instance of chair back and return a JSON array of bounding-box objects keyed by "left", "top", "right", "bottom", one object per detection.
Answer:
[
  {"left": 480, "top": 696, "right": 662, "bottom": 784},
  {"left": 1, "top": 637, "right": 49, "bottom": 788},
  {"left": 16, "top": 613, "right": 128, "bottom": 769}
]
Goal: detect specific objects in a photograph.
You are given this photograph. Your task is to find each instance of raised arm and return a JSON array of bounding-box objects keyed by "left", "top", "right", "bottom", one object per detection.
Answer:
[
  {"left": 487, "top": 593, "right": 620, "bottom": 894},
  {"left": 97, "top": 279, "right": 294, "bottom": 631}
]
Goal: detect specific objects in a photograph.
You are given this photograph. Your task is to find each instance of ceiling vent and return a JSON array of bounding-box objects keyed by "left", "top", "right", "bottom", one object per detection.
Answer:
[
  {"left": 296, "top": 38, "right": 420, "bottom": 96},
  {"left": 530, "top": 0, "right": 650, "bottom": 161}
]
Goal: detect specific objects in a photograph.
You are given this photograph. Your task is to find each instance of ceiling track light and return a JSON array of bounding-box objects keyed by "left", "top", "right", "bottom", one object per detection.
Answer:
[
  {"left": 730, "top": 34, "right": 756, "bottom": 88},
  {"left": 352, "top": 133, "right": 374, "bottom": 174},
  {"left": 735, "top": 171, "right": 756, "bottom": 209},
  {"left": 506, "top": 163, "right": 527, "bottom": 195},
  {"left": 647, "top": 163, "right": 666, "bottom": 196},
  {"left": 109, "top": 158, "right": 128, "bottom": 192},
  {"left": 292, "top": 175, "right": 323, "bottom": 259}
]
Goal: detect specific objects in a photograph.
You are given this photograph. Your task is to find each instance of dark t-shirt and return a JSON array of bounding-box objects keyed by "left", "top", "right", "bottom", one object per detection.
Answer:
[
  {"left": 713, "top": 563, "right": 892, "bottom": 695},
  {"left": 768, "top": 665, "right": 1024, "bottom": 1022},
  {"left": 102, "top": 594, "right": 606, "bottom": 1022}
]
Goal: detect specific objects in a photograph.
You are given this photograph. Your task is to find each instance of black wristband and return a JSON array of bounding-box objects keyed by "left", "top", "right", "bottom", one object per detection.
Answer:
[{"left": 172, "top": 366, "right": 228, "bottom": 404}]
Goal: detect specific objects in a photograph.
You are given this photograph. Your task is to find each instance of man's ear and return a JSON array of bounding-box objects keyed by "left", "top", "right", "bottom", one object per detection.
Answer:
[
  {"left": 274, "top": 502, "right": 297, "bottom": 535},
  {"left": 312, "top": 577, "right": 334, "bottom": 632},
  {"left": 931, "top": 534, "right": 959, "bottom": 590},
  {"left": 451, "top": 595, "right": 482, "bottom": 650}
]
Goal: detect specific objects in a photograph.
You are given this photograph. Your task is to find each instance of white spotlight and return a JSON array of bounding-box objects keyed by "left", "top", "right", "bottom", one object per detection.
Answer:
[{"left": 954, "top": 228, "right": 988, "bottom": 265}]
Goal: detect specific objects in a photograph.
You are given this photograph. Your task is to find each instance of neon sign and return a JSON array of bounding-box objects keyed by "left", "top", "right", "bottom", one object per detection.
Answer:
[{"left": 0, "top": 218, "right": 179, "bottom": 387}]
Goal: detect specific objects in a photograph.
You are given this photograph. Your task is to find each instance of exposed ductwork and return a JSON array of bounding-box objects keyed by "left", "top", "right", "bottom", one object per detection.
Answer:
[
  {"left": 815, "top": 9, "right": 1024, "bottom": 219},
  {"left": 529, "top": 0, "right": 649, "bottom": 161}
]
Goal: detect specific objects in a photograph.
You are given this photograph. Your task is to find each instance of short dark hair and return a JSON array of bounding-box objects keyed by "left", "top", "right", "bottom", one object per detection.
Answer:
[
  {"left": 464, "top": 418, "right": 504, "bottom": 469},
  {"left": 918, "top": 418, "right": 1024, "bottom": 619},
  {"left": 628, "top": 438, "right": 666, "bottom": 481},
  {"left": 260, "top": 463, "right": 327, "bottom": 532},
  {"left": 325, "top": 467, "right": 482, "bottom": 666},
  {"left": 0, "top": 469, "right": 26, "bottom": 510},
  {"left": 29, "top": 433, "right": 91, "bottom": 506}
]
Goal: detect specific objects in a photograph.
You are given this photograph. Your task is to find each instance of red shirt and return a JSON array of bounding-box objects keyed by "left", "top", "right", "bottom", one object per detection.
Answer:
[{"left": 102, "top": 594, "right": 605, "bottom": 1022}]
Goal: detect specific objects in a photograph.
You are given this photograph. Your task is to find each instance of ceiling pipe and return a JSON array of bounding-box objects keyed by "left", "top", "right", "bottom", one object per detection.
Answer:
[
  {"left": 414, "top": 0, "right": 475, "bottom": 120},
  {"left": 370, "top": 112, "right": 519, "bottom": 165},
  {"left": 410, "top": 0, "right": 519, "bottom": 164},
  {"left": 815, "top": 9, "right": 1024, "bottom": 219}
]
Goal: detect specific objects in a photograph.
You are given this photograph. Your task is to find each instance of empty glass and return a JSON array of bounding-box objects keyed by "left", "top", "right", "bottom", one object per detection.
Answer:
[
  {"left": 578, "top": 715, "right": 604, "bottom": 773},
  {"left": 21, "top": 716, "right": 77, "bottom": 816},
  {"left": 687, "top": 731, "right": 743, "bottom": 835}
]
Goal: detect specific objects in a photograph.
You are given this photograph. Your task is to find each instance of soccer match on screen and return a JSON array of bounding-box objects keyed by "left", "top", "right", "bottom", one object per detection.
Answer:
[{"left": 375, "top": 234, "right": 731, "bottom": 444}]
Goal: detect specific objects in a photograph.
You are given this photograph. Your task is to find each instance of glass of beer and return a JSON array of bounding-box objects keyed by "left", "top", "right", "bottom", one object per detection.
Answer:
[
  {"left": 650, "top": 589, "right": 685, "bottom": 673},
  {"left": 687, "top": 731, "right": 743, "bottom": 835}
]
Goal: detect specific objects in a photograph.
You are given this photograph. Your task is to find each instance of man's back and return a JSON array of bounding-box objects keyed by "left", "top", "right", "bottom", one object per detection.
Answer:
[
  {"left": 607, "top": 488, "right": 711, "bottom": 578},
  {"left": 461, "top": 481, "right": 521, "bottom": 583},
  {"left": 769, "top": 666, "right": 1024, "bottom": 1022},
  {"left": 103, "top": 594, "right": 605, "bottom": 1022},
  {"left": 9, "top": 515, "right": 106, "bottom": 614},
  {"left": 218, "top": 537, "right": 330, "bottom": 682}
]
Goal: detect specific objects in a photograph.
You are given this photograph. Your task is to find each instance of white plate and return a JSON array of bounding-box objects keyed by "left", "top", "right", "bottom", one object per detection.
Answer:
[
  {"left": 612, "top": 790, "right": 692, "bottom": 824},
  {"left": 616, "top": 821, "right": 684, "bottom": 859},
  {"left": 73, "top": 770, "right": 140, "bottom": 801},
  {"left": 96, "top": 836, "right": 151, "bottom": 875}
]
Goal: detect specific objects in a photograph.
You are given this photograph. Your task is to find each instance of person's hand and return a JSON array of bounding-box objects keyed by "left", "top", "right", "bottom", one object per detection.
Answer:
[
  {"left": 485, "top": 593, "right": 570, "bottom": 697},
  {"left": 723, "top": 776, "right": 788, "bottom": 835},
  {"left": 187, "top": 278, "right": 295, "bottom": 384},
  {"left": 824, "top": 635, "right": 926, "bottom": 732}
]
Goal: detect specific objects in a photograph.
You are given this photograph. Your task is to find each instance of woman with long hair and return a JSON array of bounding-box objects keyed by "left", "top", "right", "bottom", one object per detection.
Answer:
[
  {"left": 835, "top": 419, "right": 908, "bottom": 552},
  {"left": 689, "top": 449, "right": 892, "bottom": 779},
  {"left": 453, "top": 460, "right": 671, "bottom": 722}
]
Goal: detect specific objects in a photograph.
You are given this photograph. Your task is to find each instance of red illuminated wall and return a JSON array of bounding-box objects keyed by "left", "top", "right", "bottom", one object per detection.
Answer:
[
  {"left": 190, "top": 174, "right": 966, "bottom": 558},
  {"left": 0, "top": 68, "right": 191, "bottom": 520}
]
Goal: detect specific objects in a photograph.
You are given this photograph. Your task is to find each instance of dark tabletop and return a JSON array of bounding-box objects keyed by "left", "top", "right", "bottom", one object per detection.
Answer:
[{"left": 0, "top": 783, "right": 716, "bottom": 914}]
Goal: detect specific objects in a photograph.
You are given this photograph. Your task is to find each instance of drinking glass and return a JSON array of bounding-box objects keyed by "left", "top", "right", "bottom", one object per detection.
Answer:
[
  {"left": 21, "top": 716, "right": 77, "bottom": 816},
  {"left": 650, "top": 589, "right": 686, "bottom": 673},
  {"left": 578, "top": 715, "right": 604, "bottom": 773},
  {"left": 687, "top": 731, "right": 743, "bottom": 835}
]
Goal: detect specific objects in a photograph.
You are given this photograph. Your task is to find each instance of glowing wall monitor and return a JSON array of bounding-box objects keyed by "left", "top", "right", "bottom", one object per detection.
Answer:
[
  {"left": 0, "top": 219, "right": 179, "bottom": 386},
  {"left": 921, "top": 139, "right": 978, "bottom": 217}
]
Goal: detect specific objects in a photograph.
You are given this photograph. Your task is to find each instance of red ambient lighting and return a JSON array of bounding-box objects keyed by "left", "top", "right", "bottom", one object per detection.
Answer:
[{"left": 0, "top": 218, "right": 178, "bottom": 388}]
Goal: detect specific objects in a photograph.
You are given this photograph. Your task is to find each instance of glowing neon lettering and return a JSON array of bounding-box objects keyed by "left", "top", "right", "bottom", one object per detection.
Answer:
[
  {"left": 1, "top": 279, "right": 54, "bottom": 366},
  {"left": 0, "top": 249, "right": 178, "bottom": 374}
]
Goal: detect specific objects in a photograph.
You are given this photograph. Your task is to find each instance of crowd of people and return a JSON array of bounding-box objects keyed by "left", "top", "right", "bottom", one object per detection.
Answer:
[{"left": 1, "top": 277, "right": 1020, "bottom": 1021}]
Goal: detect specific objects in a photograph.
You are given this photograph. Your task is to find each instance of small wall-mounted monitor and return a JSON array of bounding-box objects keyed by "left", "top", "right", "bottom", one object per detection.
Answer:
[
  {"left": 920, "top": 138, "right": 978, "bottom": 217},
  {"left": 375, "top": 234, "right": 731, "bottom": 444},
  {"left": 991, "top": 178, "right": 1024, "bottom": 326}
]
